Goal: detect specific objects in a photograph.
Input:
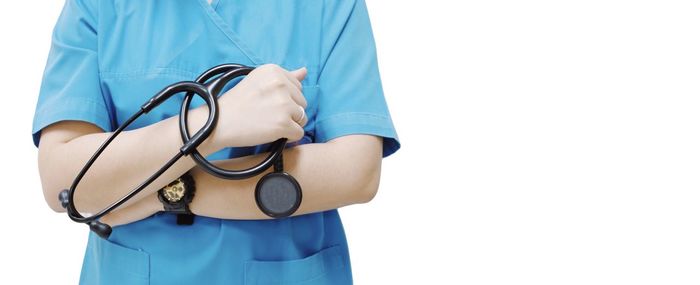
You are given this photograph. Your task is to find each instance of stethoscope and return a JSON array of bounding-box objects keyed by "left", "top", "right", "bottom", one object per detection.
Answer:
[{"left": 58, "top": 63, "right": 303, "bottom": 239}]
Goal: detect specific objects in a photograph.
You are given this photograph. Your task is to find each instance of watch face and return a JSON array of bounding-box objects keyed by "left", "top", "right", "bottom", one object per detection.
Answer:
[{"left": 163, "top": 178, "right": 185, "bottom": 203}]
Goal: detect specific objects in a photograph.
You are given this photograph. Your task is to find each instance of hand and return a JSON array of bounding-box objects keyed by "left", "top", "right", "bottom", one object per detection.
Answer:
[{"left": 209, "top": 64, "right": 308, "bottom": 148}]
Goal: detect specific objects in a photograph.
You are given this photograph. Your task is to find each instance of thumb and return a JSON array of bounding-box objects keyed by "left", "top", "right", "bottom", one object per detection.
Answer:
[{"left": 290, "top": 67, "right": 307, "bottom": 82}]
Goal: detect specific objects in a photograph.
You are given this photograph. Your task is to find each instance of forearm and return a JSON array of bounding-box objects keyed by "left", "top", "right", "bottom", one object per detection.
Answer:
[
  {"left": 191, "top": 138, "right": 381, "bottom": 219},
  {"left": 39, "top": 105, "right": 220, "bottom": 213},
  {"left": 101, "top": 135, "right": 382, "bottom": 226}
]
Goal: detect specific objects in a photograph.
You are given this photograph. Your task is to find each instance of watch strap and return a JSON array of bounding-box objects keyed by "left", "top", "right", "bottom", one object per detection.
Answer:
[
  {"left": 162, "top": 202, "right": 191, "bottom": 214},
  {"left": 176, "top": 213, "right": 195, "bottom": 225}
]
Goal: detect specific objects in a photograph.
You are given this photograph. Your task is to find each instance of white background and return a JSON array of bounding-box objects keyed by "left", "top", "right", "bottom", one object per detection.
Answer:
[{"left": 2, "top": 0, "right": 699, "bottom": 284}]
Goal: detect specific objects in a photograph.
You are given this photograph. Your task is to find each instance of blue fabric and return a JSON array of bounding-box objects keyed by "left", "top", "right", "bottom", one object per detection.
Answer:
[{"left": 32, "top": 0, "right": 400, "bottom": 284}]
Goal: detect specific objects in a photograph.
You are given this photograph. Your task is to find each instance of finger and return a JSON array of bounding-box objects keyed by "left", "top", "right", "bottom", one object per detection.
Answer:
[
  {"left": 290, "top": 67, "right": 307, "bottom": 81},
  {"left": 286, "top": 81, "right": 307, "bottom": 109},
  {"left": 285, "top": 67, "right": 306, "bottom": 90},
  {"left": 285, "top": 120, "right": 305, "bottom": 142},
  {"left": 276, "top": 78, "right": 306, "bottom": 108},
  {"left": 297, "top": 110, "right": 308, "bottom": 127},
  {"left": 283, "top": 72, "right": 302, "bottom": 91},
  {"left": 293, "top": 105, "right": 308, "bottom": 127},
  {"left": 285, "top": 102, "right": 303, "bottom": 123},
  {"left": 284, "top": 102, "right": 307, "bottom": 128}
]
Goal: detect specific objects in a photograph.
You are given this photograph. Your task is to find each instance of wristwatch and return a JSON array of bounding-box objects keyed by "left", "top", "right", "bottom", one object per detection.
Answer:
[{"left": 158, "top": 172, "right": 196, "bottom": 224}]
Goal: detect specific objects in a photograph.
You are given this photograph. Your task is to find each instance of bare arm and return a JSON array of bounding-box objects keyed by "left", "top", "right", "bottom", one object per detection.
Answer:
[
  {"left": 99, "top": 134, "right": 383, "bottom": 226},
  {"left": 37, "top": 105, "right": 220, "bottom": 214},
  {"left": 37, "top": 64, "right": 309, "bottom": 215}
]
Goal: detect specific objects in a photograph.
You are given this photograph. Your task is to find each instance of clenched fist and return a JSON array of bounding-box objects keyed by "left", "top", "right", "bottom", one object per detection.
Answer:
[{"left": 204, "top": 64, "right": 308, "bottom": 148}]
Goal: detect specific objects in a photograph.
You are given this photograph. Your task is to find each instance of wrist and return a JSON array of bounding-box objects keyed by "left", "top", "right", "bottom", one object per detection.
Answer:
[
  {"left": 187, "top": 105, "right": 223, "bottom": 155},
  {"left": 150, "top": 192, "right": 164, "bottom": 213}
]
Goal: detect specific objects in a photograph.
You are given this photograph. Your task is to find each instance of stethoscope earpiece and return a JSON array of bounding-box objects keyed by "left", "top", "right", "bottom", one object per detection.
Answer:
[
  {"left": 59, "top": 189, "right": 69, "bottom": 209},
  {"left": 88, "top": 221, "right": 112, "bottom": 239},
  {"left": 60, "top": 189, "right": 112, "bottom": 239}
]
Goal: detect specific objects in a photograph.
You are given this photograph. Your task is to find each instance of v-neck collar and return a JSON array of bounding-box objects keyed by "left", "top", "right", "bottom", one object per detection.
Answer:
[
  {"left": 209, "top": 0, "right": 221, "bottom": 10},
  {"left": 196, "top": 0, "right": 265, "bottom": 65}
]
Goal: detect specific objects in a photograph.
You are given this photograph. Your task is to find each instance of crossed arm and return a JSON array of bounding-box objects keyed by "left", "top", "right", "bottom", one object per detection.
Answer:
[{"left": 37, "top": 106, "right": 383, "bottom": 226}]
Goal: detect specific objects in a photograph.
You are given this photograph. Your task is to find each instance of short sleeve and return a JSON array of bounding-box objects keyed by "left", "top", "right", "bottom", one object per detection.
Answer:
[
  {"left": 31, "top": 0, "right": 112, "bottom": 148},
  {"left": 315, "top": 0, "right": 400, "bottom": 158}
]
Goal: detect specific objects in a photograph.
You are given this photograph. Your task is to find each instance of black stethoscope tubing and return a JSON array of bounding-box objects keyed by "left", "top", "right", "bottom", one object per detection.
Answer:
[{"left": 61, "top": 63, "right": 296, "bottom": 238}]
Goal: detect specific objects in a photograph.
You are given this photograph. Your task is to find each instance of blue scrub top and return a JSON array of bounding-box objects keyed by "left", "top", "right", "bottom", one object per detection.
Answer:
[{"left": 31, "top": 0, "right": 400, "bottom": 284}]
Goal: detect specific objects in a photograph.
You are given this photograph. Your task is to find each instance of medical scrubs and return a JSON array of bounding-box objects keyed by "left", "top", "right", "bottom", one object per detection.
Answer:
[{"left": 31, "top": 0, "right": 400, "bottom": 284}]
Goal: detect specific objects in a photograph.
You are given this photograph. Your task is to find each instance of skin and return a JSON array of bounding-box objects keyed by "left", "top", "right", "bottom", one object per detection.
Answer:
[{"left": 37, "top": 64, "right": 383, "bottom": 226}]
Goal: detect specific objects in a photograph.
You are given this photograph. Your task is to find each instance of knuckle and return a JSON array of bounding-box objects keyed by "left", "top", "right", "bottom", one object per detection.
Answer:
[
  {"left": 268, "top": 64, "right": 284, "bottom": 74},
  {"left": 259, "top": 63, "right": 278, "bottom": 71},
  {"left": 254, "top": 64, "right": 279, "bottom": 76},
  {"left": 251, "top": 65, "right": 267, "bottom": 75},
  {"left": 272, "top": 93, "right": 289, "bottom": 107},
  {"left": 268, "top": 78, "right": 286, "bottom": 89}
]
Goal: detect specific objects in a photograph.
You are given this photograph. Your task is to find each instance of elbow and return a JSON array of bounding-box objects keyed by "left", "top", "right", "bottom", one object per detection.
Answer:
[
  {"left": 40, "top": 180, "right": 69, "bottom": 214},
  {"left": 38, "top": 149, "right": 90, "bottom": 214},
  {"left": 355, "top": 181, "right": 379, "bottom": 204},
  {"left": 40, "top": 177, "right": 100, "bottom": 214},
  {"left": 48, "top": 199, "right": 67, "bottom": 213},
  {"left": 38, "top": 147, "right": 102, "bottom": 214},
  {"left": 328, "top": 134, "right": 385, "bottom": 205},
  {"left": 351, "top": 162, "right": 382, "bottom": 204},
  {"left": 36, "top": 123, "right": 107, "bottom": 214},
  {"left": 40, "top": 180, "right": 67, "bottom": 213},
  {"left": 38, "top": 156, "right": 67, "bottom": 213}
]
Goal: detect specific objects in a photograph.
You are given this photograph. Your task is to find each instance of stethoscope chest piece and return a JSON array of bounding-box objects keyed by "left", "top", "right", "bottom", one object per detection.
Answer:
[{"left": 255, "top": 155, "right": 302, "bottom": 218}]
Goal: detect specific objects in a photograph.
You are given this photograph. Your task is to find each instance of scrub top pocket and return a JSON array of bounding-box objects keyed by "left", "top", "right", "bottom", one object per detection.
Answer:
[
  {"left": 243, "top": 245, "right": 350, "bottom": 285},
  {"left": 79, "top": 232, "right": 150, "bottom": 285}
]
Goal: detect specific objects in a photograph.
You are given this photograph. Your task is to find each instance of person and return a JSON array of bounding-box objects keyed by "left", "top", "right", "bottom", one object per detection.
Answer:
[{"left": 31, "top": 0, "right": 400, "bottom": 284}]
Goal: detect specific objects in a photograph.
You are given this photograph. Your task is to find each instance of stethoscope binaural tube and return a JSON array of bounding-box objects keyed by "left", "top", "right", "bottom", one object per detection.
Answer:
[{"left": 59, "top": 64, "right": 302, "bottom": 239}]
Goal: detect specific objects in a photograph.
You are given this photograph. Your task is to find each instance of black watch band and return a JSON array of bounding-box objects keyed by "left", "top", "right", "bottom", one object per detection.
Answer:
[{"left": 162, "top": 203, "right": 191, "bottom": 214}]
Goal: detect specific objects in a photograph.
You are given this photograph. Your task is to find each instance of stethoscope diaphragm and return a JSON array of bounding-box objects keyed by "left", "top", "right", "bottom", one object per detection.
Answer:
[{"left": 255, "top": 172, "right": 302, "bottom": 218}]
